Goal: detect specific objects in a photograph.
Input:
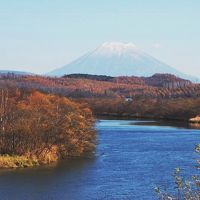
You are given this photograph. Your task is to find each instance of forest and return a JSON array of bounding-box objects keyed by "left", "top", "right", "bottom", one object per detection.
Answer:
[
  {"left": 83, "top": 97, "right": 200, "bottom": 120},
  {"left": 1, "top": 72, "right": 200, "bottom": 121},
  {"left": 0, "top": 84, "right": 95, "bottom": 168}
]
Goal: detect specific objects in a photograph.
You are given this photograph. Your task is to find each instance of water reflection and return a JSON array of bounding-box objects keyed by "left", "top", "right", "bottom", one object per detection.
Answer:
[{"left": 132, "top": 120, "right": 200, "bottom": 130}]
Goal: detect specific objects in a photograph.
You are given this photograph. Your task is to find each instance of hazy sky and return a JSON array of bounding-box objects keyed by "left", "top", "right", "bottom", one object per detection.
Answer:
[{"left": 0, "top": 0, "right": 200, "bottom": 77}]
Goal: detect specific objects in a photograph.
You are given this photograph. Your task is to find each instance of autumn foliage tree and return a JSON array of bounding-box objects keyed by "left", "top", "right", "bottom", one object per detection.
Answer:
[{"left": 0, "top": 88, "right": 95, "bottom": 164}]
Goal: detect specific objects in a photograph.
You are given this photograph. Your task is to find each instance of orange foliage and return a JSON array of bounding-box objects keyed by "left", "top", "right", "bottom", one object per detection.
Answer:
[{"left": 0, "top": 88, "right": 95, "bottom": 164}]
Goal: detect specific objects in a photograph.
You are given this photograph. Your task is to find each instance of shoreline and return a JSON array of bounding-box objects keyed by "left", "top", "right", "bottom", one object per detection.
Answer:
[
  {"left": 189, "top": 116, "right": 200, "bottom": 124},
  {"left": 0, "top": 152, "right": 95, "bottom": 169},
  {"left": 0, "top": 115, "right": 198, "bottom": 170},
  {"left": 0, "top": 155, "right": 40, "bottom": 169},
  {"left": 95, "top": 114, "right": 200, "bottom": 130},
  {"left": 95, "top": 113, "right": 188, "bottom": 122}
]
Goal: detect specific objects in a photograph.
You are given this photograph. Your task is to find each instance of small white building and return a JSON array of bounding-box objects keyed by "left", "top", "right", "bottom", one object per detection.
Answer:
[{"left": 125, "top": 97, "right": 133, "bottom": 102}]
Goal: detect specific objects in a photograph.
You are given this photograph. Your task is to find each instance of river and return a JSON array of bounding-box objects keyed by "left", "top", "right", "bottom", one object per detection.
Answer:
[{"left": 0, "top": 120, "right": 199, "bottom": 200}]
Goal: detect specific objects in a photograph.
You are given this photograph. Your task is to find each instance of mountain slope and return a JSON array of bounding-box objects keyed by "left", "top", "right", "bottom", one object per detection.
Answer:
[{"left": 47, "top": 42, "right": 197, "bottom": 81}]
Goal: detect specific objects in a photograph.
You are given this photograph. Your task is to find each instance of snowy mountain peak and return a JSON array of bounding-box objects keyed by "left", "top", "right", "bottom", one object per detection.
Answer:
[
  {"left": 101, "top": 42, "right": 138, "bottom": 50},
  {"left": 96, "top": 42, "right": 140, "bottom": 56}
]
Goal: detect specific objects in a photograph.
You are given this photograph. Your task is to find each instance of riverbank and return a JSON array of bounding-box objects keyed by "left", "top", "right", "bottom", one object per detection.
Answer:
[
  {"left": 0, "top": 152, "right": 95, "bottom": 169},
  {"left": 95, "top": 113, "right": 188, "bottom": 122},
  {"left": 0, "top": 155, "right": 39, "bottom": 168},
  {"left": 189, "top": 116, "right": 200, "bottom": 123},
  {"left": 97, "top": 115, "right": 200, "bottom": 130}
]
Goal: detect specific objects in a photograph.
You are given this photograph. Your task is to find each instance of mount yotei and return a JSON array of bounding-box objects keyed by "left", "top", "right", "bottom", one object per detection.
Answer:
[{"left": 48, "top": 42, "right": 196, "bottom": 81}]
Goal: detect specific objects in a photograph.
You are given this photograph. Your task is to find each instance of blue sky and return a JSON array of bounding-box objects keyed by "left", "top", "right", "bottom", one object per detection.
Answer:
[{"left": 0, "top": 0, "right": 200, "bottom": 78}]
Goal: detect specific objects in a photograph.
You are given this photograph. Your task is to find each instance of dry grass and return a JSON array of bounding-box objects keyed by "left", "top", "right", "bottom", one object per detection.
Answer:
[
  {"left": 0, "top": 146, "right": 60, "bottom": 168},
  {"left": 0, "top": 155, "right": 39, "bottom": 168}
]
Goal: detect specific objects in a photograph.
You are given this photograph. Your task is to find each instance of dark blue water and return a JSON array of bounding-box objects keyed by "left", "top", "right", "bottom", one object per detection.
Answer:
[{"left": 0, "top": 120, "right": 199, "bottom": 200}]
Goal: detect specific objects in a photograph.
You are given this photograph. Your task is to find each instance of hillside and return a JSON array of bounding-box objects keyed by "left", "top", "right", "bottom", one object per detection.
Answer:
[
  {"left": 0, "top": 73, "right": 200, "bottom": 120},
  {"left": 9, "top": 73, "right": 199, "bottom": 99}
]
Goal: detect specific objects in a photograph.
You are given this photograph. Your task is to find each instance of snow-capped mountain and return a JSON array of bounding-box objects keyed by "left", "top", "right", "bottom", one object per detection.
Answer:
[{"left": 47, "top": 42, "right": 197, "bottom": 81}]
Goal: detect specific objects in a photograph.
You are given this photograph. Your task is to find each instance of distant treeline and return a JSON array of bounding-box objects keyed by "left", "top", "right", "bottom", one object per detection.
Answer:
[
  {"left": 81, "top": 97, "right": 200, "bottom": 121},
  {"left": 63, "top": 74, "right": 114, "bottom": 82},
  {"left": 0, "top": 73, "right": 200, "bottom": 121}
]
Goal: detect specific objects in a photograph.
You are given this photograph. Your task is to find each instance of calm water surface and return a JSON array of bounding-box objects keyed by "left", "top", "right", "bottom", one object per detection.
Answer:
[{"left": 0, "top": 120, "right": 200, "bottom": 200}]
